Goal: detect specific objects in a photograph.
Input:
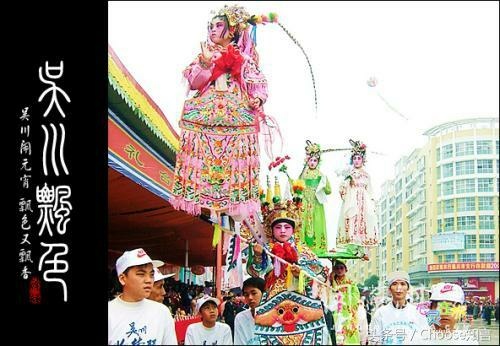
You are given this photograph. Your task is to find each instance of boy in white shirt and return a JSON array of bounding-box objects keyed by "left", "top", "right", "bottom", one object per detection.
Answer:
[
  {"left": 108, "top": 248, "right": 178, "bottom": 345},
  {"left": 185, "top": 295, "right": 233, "bottom": 345},
  {"left": 233, "top": 277, "right": 265, "bottom": 345}
]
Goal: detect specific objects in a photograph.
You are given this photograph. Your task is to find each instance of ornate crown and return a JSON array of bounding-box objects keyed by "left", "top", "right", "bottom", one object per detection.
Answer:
[
  {"left": 305, "top": 140, "right": 321, "bottom": 158},
  {"left": 212, "top": 4, "right": 279, "bottom": 33},
  {"left": 260, "top": 176, "right": 304, "bottom": 239},
  {"left": 349, "top": 139, "right": 367, "bottom": 159},
  {"left": 212, "top": 4, "right": 251, "bottom": 32}
]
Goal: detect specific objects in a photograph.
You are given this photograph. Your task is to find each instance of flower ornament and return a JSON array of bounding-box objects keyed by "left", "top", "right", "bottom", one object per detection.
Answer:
[
  {"left": 268, "top": 155, "right": 291, "bottom": 171},
  {"left": 349, "top": 139, "right": 367, "bottom": 162}
]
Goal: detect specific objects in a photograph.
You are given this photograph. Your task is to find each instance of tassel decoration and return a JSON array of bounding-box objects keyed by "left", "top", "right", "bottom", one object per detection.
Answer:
[
  {"left": 212, "top": 224, "right": 221, "bottom": 247},
  {"left": 298, "top": 270, "right": 305, "bottom": 294},
  {"left": 285, "top": 265, "right": 293, "bottom": 289}
]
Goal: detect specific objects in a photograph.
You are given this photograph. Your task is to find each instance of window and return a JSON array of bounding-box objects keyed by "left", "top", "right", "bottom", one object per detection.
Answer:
[
  {"left": 455, "top": 160, "right": 475, "bottom": 175},
  {"left": 478, "top": 178, "right": 493, "bottom": 192},
  {"left": 456, "top": 141, "right": 474, "bottom": 156},
  {"left": 465, "top": 235, "right": 476, "bottom": 249},
  {"left": 442, "top": 144, "right": 453, "bottom": 159},
  {"left": 455, "top": 179, "right": 475, "bottom": 193},
  {"left": 459, "top": 254, "right": 477, "bottom": 262},
  {"left": 396, "top": 223, "right": 402, "bottom": 235},
  {"left": 405, "top": 174, "right": 413, "bottom": 184},
  {"left": 456, "top": 197, "right": 475, "bottom": 212},
  {"left": 457, "top": 216, "right": 475, "bottom": 230},
  {"left": 479, "top": 234, "right": 495, "bottom": 248},
  {"left": 437, "top": 219, "right": 442, "bottom": 232},
  {"left": 443, "top": 254, "right": 455, "bottom": 263},
  {"left": 479, "top": 215, "right": 494, "bottom": 230},
  {"left": 477, "top": 159, "right": 493, "bottom": 174},
  {"left": 436, "top": 166, "right": 441, "bottom": 180},
  {"left": 442, "top": 181, "right": 454, "bottom": 196},
  {"left": 437, "top": 183, "right": 441, "bottom": 197},
  {"left": 442, "top": 199, "right": 454, "bottom": 213},
  {"left": 406, "top": 187, "right": 414, "bottom": 199},
  {"left": 442, "top": 163, "right": 454, "bottom": 178},
  {"left": 436, "top": 147, "right": 441, "bottom": 161},
  {"left": 478, "top": 197, "right": 494, "bottom": 210},
  {"left": 496, "top": 140, "right": 499, "bottom": 154},
  {"left": 417, "top": 157, "right": 425, "bottom": 170},
  {"left": 396, "top": 179, "right": 402, "bottom": 191},
  {"left": 480, "top": 253, "right": 495, "bottom": 262},
  {"left": 444, "top": 217, "right": 454, "bottom": 232},
  {"left": 476, "top": 140, "right": 492, "bottom": 154}
]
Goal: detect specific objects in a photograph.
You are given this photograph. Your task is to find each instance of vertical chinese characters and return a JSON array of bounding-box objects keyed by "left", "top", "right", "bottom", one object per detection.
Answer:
[
  {"left": 18, "top": 107, "right": 34, "bottom": 288},
  {"left": 35, "top": 61, "right": 72, "bottom": 302}
]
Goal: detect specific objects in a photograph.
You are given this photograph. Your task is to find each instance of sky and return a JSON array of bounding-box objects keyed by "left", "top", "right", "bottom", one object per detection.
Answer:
[{"left": 108, "top": 1, "right": 499, "bottom": 249}]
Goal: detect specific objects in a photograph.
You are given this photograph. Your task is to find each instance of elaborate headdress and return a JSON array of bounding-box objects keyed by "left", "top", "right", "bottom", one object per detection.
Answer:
[
  {"left": 212, "top": 4, "right": 253, "bottom": 33},
  {"left": 305, "top": 140, "right": 321, "bottom": 159},
  {"left": 349, "top": 139, "right": 367, "bottom": 162},
  {"left": 260, "top": 176, "right": 304, "bottom": 239}
]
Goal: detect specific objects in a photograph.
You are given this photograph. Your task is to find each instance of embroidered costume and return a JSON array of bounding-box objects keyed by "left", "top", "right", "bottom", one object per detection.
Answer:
[
  {"left": 330, "top": 261, "right": 360, "bottom": 345},
  {"left": 299, "top": 141, "right": 332, "bottom": 256},
  {"left": 171, "top": 5, "right": 268, "bottom": 218},
  {"left": 244, "top": 176, "right": 330, "bottom": 345},
  {"left": 337, "top": 140, "right": 379, "bottom": 248}
]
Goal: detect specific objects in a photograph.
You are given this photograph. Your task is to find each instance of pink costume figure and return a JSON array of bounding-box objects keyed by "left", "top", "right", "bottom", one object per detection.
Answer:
[
  {"left": 337, "top": 140, "right": 379, "bottom": 249},
  {"left": 171, "top": 5, "right": 268, "bottom": 219}
]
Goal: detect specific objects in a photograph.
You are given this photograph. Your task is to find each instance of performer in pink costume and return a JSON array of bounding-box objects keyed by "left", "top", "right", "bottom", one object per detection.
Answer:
[{"left": 171, "top": 5, "right": 269, "bottom": 220}]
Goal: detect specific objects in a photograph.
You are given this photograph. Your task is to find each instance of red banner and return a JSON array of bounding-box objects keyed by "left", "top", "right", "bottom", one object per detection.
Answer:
[
  {"left": 428, "top": 261, "right": 499, "bottom": 272},
  {"left": 175, "top": 316, "right": 201, "bottom": 344},
  {"left": 108, "top": 117, "right": 174, "bottom": 192}
]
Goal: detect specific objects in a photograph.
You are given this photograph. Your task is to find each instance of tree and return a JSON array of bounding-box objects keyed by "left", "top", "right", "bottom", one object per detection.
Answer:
[{"left": 364, "top": 275, "right": 379, "bottom": 289}]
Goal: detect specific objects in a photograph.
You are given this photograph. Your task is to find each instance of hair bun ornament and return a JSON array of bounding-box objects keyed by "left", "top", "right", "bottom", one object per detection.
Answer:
[
  {"left": 349, "top": 139, "right": 367, "bottom": 161},
  {"left": 305, "top": 140, "right": 321, "bottom": 156}
]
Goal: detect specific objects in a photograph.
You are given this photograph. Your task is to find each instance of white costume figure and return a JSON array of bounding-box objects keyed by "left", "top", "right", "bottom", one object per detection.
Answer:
[{"left": 337, "top": 140, "right": 379, "bottom": 248}]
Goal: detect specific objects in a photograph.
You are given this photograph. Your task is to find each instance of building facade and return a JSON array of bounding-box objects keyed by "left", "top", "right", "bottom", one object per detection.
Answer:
[{"left": 350, "top": 118, "right": 499, "bottom": 301}]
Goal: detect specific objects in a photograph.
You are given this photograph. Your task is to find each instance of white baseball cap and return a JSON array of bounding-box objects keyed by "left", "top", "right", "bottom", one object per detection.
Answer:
[
  {"left": 430, "top": 283, "right": 464, "bottom": 304},
  {"left": 115, "top": 248, "right": 164, "bottom": 276},
  {"left": 195, "top": 295, "right": 220, "bottom": 313},
  {"left": 153, "top": 267, "right": 175, "bottom": 282}
]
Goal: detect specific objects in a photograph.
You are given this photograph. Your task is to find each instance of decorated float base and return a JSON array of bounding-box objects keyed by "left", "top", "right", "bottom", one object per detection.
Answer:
[{"left": 255, "top": 291, "right": 327, "bottom": 345}]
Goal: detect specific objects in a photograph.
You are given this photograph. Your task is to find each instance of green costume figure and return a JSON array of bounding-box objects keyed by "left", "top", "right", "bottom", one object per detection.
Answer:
[
  {"left": 299, "top": 141, "right": 332, "bottom": 256},
  {"left": 330, "top": 259, "right": 360, "bottom": 345}
]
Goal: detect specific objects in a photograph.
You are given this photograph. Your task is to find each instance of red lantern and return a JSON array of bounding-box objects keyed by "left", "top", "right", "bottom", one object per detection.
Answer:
[{"left": 191, "top": 265, "right": 205, "bottom": 276}]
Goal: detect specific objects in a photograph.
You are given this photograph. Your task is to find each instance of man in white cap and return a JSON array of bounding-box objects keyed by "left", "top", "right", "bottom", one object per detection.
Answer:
[
  {"left": 422, "top": 282, "right": 478, "bottom": 345},
  {"left": 185, "top": 294, "right": 232, "bottom": 345},
  {"left": 108, "top": 248, "right": 178, "bottom": 345},
  {"left": 369, "top": 271, "right": 429, "bottom": 345},
  {"left": 148, "top": 267, "right": 175, "bottom": 304}
]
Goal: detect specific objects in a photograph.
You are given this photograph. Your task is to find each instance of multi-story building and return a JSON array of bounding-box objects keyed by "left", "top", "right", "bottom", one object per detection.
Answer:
[{"left": 350, "top": 117, "right": 499, "bottom": 301}]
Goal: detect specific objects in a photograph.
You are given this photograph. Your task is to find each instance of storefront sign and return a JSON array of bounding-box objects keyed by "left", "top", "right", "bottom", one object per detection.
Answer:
[
  {"left": 428, "top": 262, "right": 499, "bottom": 272},
  {"left": 431, "top": 233, "right": 465, "bottom": 251}
]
